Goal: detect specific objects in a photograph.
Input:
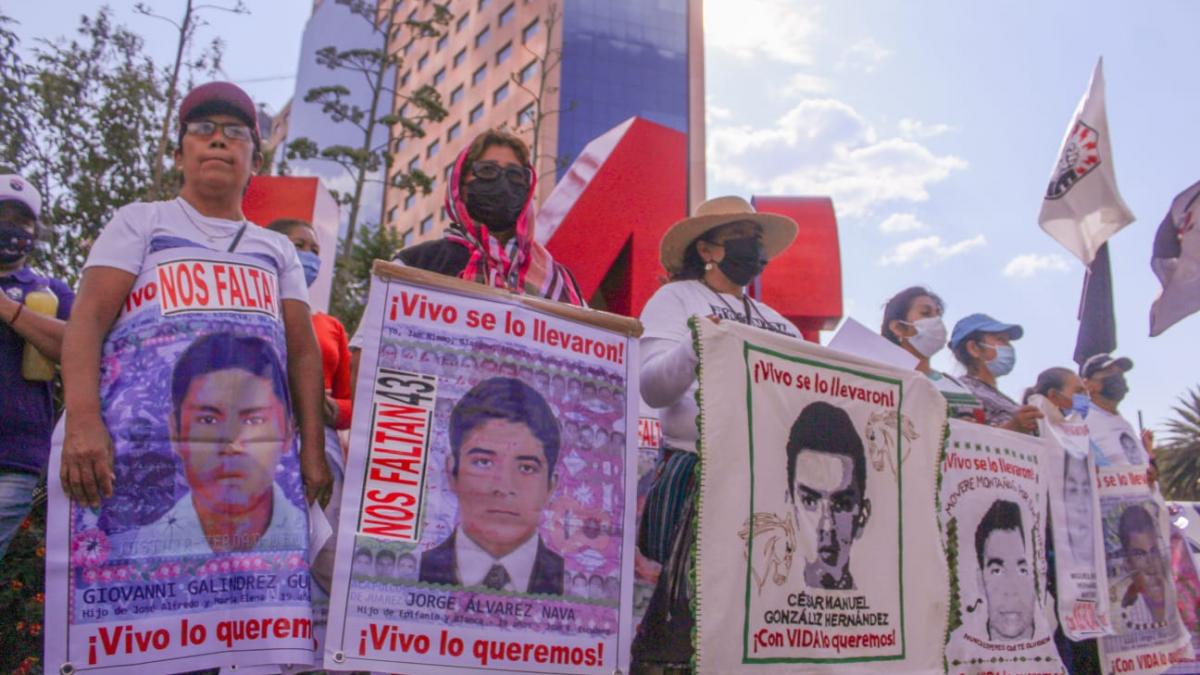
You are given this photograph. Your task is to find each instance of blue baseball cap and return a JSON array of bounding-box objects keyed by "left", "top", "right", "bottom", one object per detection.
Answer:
[{"left": 949, "top": 313, "right": 1024, "bottom": 351}]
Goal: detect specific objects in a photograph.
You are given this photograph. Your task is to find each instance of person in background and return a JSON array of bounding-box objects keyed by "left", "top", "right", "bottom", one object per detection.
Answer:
[
  {"left": 267, "top": 218, "right": 352, "bottom": 592},
  {"left": 349, "top": 130, "right": 585, "bottom": 385},
  {"left": 1081, "top": 354, "right": 1153, "bottom": 468},
  {"left": 633, "top": 196, "right": 800, "bottom": 672},
  {"left": 949, "top": 313, "right": 1042, "bottom": 434},
  {"left": 879, "top": 286, "right": 983, "bottom": 422},
  {"left": 0, "top": 174, "right": 74, "bottom": 559}
]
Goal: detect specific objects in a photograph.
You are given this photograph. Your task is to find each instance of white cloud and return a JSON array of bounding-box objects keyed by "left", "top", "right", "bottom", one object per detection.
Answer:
[
  {"left": 708, "top": 100, "right": 968, "bottom": 217},
  {"left": 878, "top": 234, "right": 987, "bottom": 266},
  {"left": 708, "top": 104, "right": 734, "bottom": 121},
  {"left": 782, "top": 72, "right": 831, "bottom": 96},
  {"left": 898, "top": 118, "right": 953, "bottom": 139},
  {"left": 840, "top": 38, "right": 891, "bottom": 73},
  {"left": 1002, "top": 253, "right": 1072, "bottom": 278},
  {"left": 879, "top": 213, "right": 928, "bottom": 233},
  {"left": 704, "top": 0, "right": 819, "bottom": 65}
]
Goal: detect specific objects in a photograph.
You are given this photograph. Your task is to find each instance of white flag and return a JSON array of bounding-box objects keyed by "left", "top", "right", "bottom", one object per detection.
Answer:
[{"left": 1039, "top": 58, "right": 1135, "bottom": 266}]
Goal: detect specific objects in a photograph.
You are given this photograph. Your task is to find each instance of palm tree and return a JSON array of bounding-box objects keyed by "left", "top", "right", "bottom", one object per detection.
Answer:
[{"left": 1157, "top": 386, "right": 1200, "bottom": 501}]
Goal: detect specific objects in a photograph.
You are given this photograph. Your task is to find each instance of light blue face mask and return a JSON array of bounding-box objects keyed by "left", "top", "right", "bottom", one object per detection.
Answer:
[
  {"left": 298, "top": 250, "right": 321, "bottom": 287},
  {"left": 985, "top": 344, "right": 1016, "bottom": 377},
  {"left": 1071, "top": 393, "right": 1091, "bottom": 418}
]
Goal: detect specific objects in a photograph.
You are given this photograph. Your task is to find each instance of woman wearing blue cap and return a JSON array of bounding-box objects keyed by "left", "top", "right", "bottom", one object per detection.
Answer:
[{"left": 949, "top": 313, "right": 1043, "bottom": 433}]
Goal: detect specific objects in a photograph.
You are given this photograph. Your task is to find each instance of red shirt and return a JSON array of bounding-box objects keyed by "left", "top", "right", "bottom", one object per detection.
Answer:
[{"left": 313, "top": 312, "right": 352, "bottom": 429}]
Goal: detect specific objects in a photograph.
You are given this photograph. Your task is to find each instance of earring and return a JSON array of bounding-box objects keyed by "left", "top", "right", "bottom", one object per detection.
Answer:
[{"left": 704, "top": 261, "right": 715, "bottom": 271}]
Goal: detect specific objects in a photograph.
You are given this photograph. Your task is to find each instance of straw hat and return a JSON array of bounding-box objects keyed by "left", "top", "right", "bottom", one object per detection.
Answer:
[{"left": 659, "top": 196, "right": 798, "bottom": 274}]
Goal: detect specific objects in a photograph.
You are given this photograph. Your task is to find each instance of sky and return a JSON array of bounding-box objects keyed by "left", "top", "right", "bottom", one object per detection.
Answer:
[{"left": 7, "top": 1, "right": 1199, "bottom": 433}]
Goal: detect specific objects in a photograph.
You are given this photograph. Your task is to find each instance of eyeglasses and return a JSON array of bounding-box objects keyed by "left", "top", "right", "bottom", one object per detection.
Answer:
[
  {"left": 469, "top": 161, "right": 531, "bottom": 186},
  {"left": 185, "top": 120, "right": 254, "bottom": 142}
]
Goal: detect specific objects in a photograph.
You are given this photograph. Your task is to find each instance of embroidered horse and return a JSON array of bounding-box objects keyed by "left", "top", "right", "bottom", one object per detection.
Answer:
[
  {"left": 738, "top": 512, "right": 797, "bottom": 595},
  {"left": 864, "top": 410, "right": 918, "bottom": 478}
]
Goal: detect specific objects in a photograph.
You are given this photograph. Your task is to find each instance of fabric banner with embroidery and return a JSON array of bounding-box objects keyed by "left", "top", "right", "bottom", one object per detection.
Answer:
[
  {"left": 691, "top": 318, "right": 948, "bottom": 674},
  {"left": 45, "top": 246, "right": 314, "bottom": 674},
  {"left": 1033, "top": 395, "right": 1113, "bottom": 640},
  {"left": 323, "top": 263, "right": 640, "bottom": 674},
  {"left": 939, "top": 419, "right": 1065, "bottom": 675},
  {"left": 1097, "top": 468, "right": 1193, "bottom": 674}
]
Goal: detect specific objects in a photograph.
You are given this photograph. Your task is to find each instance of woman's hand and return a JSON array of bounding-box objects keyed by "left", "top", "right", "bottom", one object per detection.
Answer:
[
  {"left": 1004, "top": 405, "right": 1044, "bottom": 435},
  {"left": 322, "top": 391, "right": 339, "bottom": 427},
  {"left": 60, "top": 413, "right": 115, "bottom": 508},
  {"left": 301, "top": 445, "right": 333, "bottom": 508}
]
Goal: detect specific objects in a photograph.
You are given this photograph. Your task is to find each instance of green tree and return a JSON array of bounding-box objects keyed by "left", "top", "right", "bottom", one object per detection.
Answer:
[
  {"left": 3, "top": 9, "right": 168, "bottom": 288},
  {"left": 285, "top": 0, "right": 452, "bottom": 268},
  {"left": 330, "top": 222, "right": 403, "bottom": 334},
  {"left": 1157, "top": 386, "right": 1200, "bottom": 501}
]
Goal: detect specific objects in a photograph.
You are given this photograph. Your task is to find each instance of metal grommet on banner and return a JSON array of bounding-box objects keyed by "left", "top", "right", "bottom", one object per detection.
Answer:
[
  {"left": 59, "top": 664, "right": 75, "bottom": 675},
  {"left": 332, "top": 650, "right": 347, "bottom": 664}
]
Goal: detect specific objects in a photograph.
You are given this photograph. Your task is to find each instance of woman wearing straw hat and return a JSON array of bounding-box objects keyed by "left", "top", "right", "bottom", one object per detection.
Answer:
[{"left": 632, "top": 196, "right": 801, "bottom": 672}]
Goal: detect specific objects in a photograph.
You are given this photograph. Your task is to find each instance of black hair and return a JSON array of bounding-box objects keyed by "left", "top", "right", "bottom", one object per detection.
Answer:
[
  {"left": 668, "top": 220, "right": 759, "bottom": 282},
  {"left": 375, "top": 549, "right": 396, "bottom": 563},
  {"left": 1023, "top": 366, "right": 1075, "bottom": 404},
  {"left": 952, "top": 330, "right": 987, "bottom": 369},
  {"left": 354, "top": 547, "right": 373, "bottom": 561},
  {"left": 398, "top": 553, "right": 418, "bottom": 566},
  {"left": 1117, "top": 503, "right": 1156, "bottom": 551},
  {"left": 880, "top": 286, "right": 944, "bottom": 345},
  {"left": 171, "top": 333, "right": 289, "bottom": 432},
  {"left": 448, "top": 376, "right": 560, "bottom": 482},
  {"left": 974, "top": 499, "right": 1024, "bottom": 569},
  {"left": 266, "top": 218, "right": 314, "bottom": 238},
  {"left": 178, "top": 100, "right": 261, "bottom": 153},
  {"left": 785, "top": 401, "right": 867, "bottom": 501}
]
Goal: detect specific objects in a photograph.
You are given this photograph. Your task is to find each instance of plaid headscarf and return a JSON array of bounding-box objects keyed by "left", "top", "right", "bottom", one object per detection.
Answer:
[{"left": 442, "top": 143, "right": 585, "bottom": 306}]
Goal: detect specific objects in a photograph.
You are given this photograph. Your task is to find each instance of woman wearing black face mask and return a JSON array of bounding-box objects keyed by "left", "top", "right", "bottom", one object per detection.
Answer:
[
  {"left": 632, "top": 196, "right": 800, "bottom": 671},
  {"left": 388, "top": 129, "right": 584, "bottom": 305}
]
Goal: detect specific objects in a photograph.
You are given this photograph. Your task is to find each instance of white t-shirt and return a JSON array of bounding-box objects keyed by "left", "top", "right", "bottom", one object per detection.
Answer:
[
  {"left": 85, "top": 198, "right": 308, "bottom": 304},
  {"left": 639, "top": 280, "right": 800, "bottom": 450},
  {"left": 1087, "top": 406, "right": 1148, "bottom": 467}
]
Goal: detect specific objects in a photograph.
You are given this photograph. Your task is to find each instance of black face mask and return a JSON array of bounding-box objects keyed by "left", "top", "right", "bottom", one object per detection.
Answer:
[
  {"left": 464, "top": 176, "right": 529, "bottom": 233},
  {"left": 1100, "top": 374, "right": 1129, "bottom": 403},
  {"left": 716, "top": 236, "right": 767, "bottom": 286},
  {"left": 0, "top": 223, "right": 35, "bottom": 264}
]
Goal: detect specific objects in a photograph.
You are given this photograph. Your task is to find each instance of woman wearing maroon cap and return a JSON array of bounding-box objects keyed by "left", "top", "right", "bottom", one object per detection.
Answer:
[{"left": 58, "top": 80, "right": 331, "bottom": 510}]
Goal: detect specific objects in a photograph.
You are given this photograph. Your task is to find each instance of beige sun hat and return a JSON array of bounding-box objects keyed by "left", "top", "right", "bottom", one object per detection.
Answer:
[{"left": 659, "top": 196, "right": 799, "bottom": 275}]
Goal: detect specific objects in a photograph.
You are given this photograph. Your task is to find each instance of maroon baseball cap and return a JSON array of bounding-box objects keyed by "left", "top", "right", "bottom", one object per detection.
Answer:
[{"left": 178, "top": 81, "right": 259, "bottom": 145}]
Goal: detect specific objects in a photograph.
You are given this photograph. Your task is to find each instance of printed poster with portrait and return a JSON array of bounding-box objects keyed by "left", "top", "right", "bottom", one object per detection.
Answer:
[
  {"left": 324, "top": 263, "right": 641, "bottom": 674},
  {"left": 938, "top": 419, "right": 1065, "bottom": 675},
  {"left": 691, "top": 318, "right": 950, "bottom": 674},
  {"left": 1164, "top": 502, "right": 1200, "bottom": 675},
  {"left": 1097, "top": 467, "right": 1193, "bottom": 674},
  {"left": 45, "top": 246, "right": 315, "bottom": 674},
  {"left": 1035, "top": 395, "right": 1113, "bottom": 640}
]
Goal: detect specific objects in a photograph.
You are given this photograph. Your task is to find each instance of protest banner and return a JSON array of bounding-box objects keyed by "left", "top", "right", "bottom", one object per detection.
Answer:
[
  {"left": 939, "top": 419, "right": 1065, "bottom": 675},
  {"left": 1097, "top": 466, "right": 1194, "bottom": 675},
  {"left": 691, "top": 318, "right": 949, "bottom": 673},
  {"left": 45, "top": 246, "right": 315, "bottom": 674},
  {"left": 324, "top": 262, "right": 641, "bottom": 674},
  {"left": 1034, "top": 395, "right": 1112, "bottom": 640},
  {"left": 632, "top": 406, "right": 664, "bottom": 629},
  {"left": 1164, "top": 502, "right": 1200, "bottom": 674}
]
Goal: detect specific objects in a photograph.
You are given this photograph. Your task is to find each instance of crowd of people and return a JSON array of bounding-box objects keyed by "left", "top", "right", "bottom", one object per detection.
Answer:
[{"left": 0, "top": 80, "right": 1159, "bottom": 674}]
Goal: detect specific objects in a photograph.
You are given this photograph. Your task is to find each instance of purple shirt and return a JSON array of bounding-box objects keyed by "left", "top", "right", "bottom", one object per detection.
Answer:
[{"left": 0, "top": 266, "right": 75, "bottom": 474}]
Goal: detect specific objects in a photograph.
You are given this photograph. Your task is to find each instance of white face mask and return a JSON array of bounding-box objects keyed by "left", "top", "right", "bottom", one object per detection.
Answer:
[{"left": 904, "top": 317, "right": 947, "bottom": 358}]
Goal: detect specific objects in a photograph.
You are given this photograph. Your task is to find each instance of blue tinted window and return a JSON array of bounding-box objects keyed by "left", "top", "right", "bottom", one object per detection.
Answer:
[
  {"left": 420, "top": 215, "right": 433, "bottom": 234},
  {"left": 427, "top": 139, "right": 440, "bottom": 158},
  {"left": 518, "top": 60, "right": 537, "bottom": 83},
  {"left": 517, "top": 103, "right": 535, "bottom": 127},
  {"left": 436, "top": 34, "right": 448, "bottom": 52},
  {"left": 450, "top": 85, "right": 464, "bottom": 105},
  {"left": 499, "top": 3, "right": 515, "bottom": 26},
  {"left": 493, "top": 82, "right": 509, "bottom": 104},
  {"left": 496, "top": 41, "right": 512, "bottom": 65},
  {"left": 402, "top": 229, "right": 414, "bottom": 247},
  {"left": 417, "top": 52, "right": 429, "bottom": 71},
  {"left": 478, "top": 0, "right": 491, "bottom": 10},
  {"left": 522, "top": 19, "right": 539, "bottom": 43},
  {"left": 448, "top": 122, "right": 462, "bottom": 141},
  {"left": 408, "top": 156, "right": 419, "bottom": 172},
  {"left": 433, "top": 67, "right": 446, "bottom": 86},
  {"left": 456, "top": 13, "right": 469, "bottom": 32},
  {"left": 472, "top": 64, "right": 487, "bottom": 86},
  {"left": 404, "top": 193, "right": 415, "bottom": 210},
  {"left": 469, "top": 103, "right": 484, "bottom": 124},
  {"left": 453, "top": 48, "right": 467, "bottom": 68},
  {"left": 475, "top": 25, "right": 490, "bottom": 48}
]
